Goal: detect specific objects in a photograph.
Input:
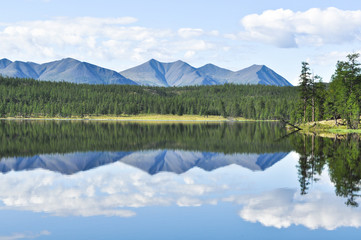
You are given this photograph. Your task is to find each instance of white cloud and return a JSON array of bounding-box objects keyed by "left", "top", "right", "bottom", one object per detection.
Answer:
[
  {"left": 224, "top": 33, "right": 238, "bottom": 40},
  {"left": 0, "top": 17, "right": 141, "bottom": 61},
  {"left": 309, "top": 50, "right": 361, "bottom": 66},
  {"left": 240, "top": 7, "right": 361, "bottom": 48},
  {"left": 238, "top": 188, "right": 361, "bottom": 230},
  {"left": 0, "top": 162, "right": 229, "bottom": 217},
  {"left": 178, "top": 28, "right": 204, "bottom": 38},
  {"left": 0, "top": 17, "right": 226, "bottom": 69},
  {"left": 184, "top": 50, "right": 196, "bottom": 58},
  {"left": 0, "top": 231, "right": 50, "bottom": 240}
]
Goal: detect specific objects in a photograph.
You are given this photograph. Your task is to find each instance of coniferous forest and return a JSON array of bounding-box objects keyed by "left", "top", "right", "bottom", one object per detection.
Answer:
[
  {"left": 0, "top": 53, "right": 359, "bottom": 123},
  {"left": 0, "top": 76, "right": 298, "bottom": 120},
  {"left": 296, "top": 53, "right": 361, "bottom": 129}
]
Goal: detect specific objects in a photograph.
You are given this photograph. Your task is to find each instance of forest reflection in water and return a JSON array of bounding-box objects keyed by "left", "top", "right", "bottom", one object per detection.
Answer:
[
  {"left": 0, "top": 120, "right": 293, "bottom": 157},
  {"left": 1, "top": 120, "right": 361, "bottom": 208},
  {"left": 0, "top": 120, "right": 292, "bottom": 175},
  {"left": 294, "top": 133, "right": 361, "bottom": 207}
]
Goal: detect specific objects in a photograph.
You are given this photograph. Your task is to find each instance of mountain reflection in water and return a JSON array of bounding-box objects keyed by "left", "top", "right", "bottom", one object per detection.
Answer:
[
  {"left": 1, "top": 120, "right": 361, "bottom": 236},
  {"left": 0, "top": 120, "right": 292, "bottom": 174},
  {"left": 0, "top": 151, "right": 289, "bottom": 175}
]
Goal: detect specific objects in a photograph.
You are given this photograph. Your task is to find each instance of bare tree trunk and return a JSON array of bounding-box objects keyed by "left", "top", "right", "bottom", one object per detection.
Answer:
[
  {"left": 304, "top": 98, "right": 307, "bottom": 122},
  {"left": 312, "top": 97, "right": 315, "bottom": 122}
]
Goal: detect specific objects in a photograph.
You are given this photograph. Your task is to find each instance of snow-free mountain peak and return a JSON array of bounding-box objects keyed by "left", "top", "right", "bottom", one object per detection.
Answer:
[
  {"left": 198, "top": 63, "right": 234, "bottom": 74},
  {"left": 0, "top": 57, "right": 292, "bottom": 86},
  {"left": 0, "top": 58, "right": 12, "bottom": 69},
  {"left": 121, "top": 58, "right": 217, "bottom": 87},
  {"left": 122, "top": 59, "right": 292, "bottom": 86},
  {"left": 0, "top": 58, "right": 137, "bottom": 85}
]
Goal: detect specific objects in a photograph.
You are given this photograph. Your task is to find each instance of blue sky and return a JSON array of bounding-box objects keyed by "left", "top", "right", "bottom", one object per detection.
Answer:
[{"left": 1, "top": 0, "right": 361, "bottom": 85}]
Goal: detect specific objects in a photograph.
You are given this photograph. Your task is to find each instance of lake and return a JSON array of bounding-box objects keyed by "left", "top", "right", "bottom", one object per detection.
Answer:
[{"left": 0, "top": 120, "right": 360, "bottom": 239}]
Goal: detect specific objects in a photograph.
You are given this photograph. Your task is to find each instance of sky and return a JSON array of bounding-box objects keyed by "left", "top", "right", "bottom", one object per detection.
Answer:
[{"left": 1, "top": 0, "right": 361, "bottom": 85}]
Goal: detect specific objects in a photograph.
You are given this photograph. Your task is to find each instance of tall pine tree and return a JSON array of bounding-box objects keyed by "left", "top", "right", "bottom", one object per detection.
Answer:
[{"left": 299, "top": 62, "right": 312, "bottom": 122}]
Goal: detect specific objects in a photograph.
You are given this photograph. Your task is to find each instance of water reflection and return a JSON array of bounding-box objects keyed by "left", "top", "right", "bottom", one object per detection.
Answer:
[
  {"left": 1, "top": 120, "right": 361, "bottom": 234},
  {"left": 237, "top": 188, "right": 361, "bottom": 230},
  {"left": 0, "top": 120, "right": 293, "bottom": 157},
  {"left": 1, "top": 153, "right": 361, "bottom": 231},
  {"left": 0, "top": 120, "right": 291, "bottom": 174},
  {"left": 0, "top": 154, "right": 297, "bottom": 218},
  {"left": 0, "top": 151, "right": 289, "bottom": 175},
  {"left": 294, "top": 134, "right": 361, "bottom": 207}
]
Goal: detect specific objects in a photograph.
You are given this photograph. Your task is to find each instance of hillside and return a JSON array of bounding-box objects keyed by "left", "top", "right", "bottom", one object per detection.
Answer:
[
  {"left": 120, "top": 59, "right": 218, "bottom": 86},
  {"left": 0, "top": 58, "right": 137, "bottom": 85},
  {"left": 0, "top": 57, "right": 292, "bottom": 86},
  {"left": 121, "top": 59, "right": 292, "bottom": 86}
]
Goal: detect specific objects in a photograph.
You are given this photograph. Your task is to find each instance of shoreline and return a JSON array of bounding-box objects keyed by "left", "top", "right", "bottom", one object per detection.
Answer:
[
  {"left": 289, "top": 120, "right": 361, "bottom": 135},
  {"left": 3, "top": 115, "right": 361, "bottom": 135},
  {"left": 0, "top": 114, "right": 275, "bottom": 123}
]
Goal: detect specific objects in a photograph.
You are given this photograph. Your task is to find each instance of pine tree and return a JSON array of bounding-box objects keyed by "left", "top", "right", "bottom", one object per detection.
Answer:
[
  {"left": 329, "top": 53, "right": 361, "bottom": 129},
  {"left": 299, "top": 62, "right": 312, "bottom": 122},
  {"left": 314, "top": 76, "right": 326, "bottom": 121}
]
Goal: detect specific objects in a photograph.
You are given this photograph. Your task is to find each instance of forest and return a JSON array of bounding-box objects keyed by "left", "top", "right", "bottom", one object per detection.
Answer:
[
  {"left": 0, "top": 52, "right": 359, "bottom": 124},
  {"left": 0, "top": 75, "right": 298, "bottom": 120},
  {"left": 296, "top": 53, "right": 361, "bottom": 129}
]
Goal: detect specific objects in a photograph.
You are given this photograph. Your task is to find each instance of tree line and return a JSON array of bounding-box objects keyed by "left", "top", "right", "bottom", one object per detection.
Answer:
[
  {"left": 0, "top": 121, "right": 292, "bottom": 158},
  {"left": 0, "top": 76, "right": 298, "bottom": 120},
  {"left": 295, "top": 53, "right": 361, "bottom": 129}
]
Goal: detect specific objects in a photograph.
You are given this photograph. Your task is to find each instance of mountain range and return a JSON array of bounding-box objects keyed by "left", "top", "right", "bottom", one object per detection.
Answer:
[
  {"left": 121, "top": 59, "right": 292, "bottom": 86},
  {"left": 0, "top": 150, "right": 289, "bottom": 175},
  {"left": 0, "top": 58, "right": 292, "bottom": 86},
  {"left": 0, "top": 58, "right": 136, "bottom": 85}
]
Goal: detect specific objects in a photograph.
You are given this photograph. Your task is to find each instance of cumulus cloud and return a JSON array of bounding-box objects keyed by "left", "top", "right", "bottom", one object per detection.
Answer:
[
  {"left": 0, "top": 162, "right": 229, "bottom": 217},
  {"left": 240, "top": 7, "right": 361, "bottom": 47},
  {"left": 178, "top": 28, "right": 204, "bottom": 38},
  {"left": 309, "top": 50, "right": 361, "bottom": 66},
  {"left": 238, "top": 188, "right": 361, "bottom": 230},
  {"left": 0, "top": 17, "right": 224, "bottom": 68},
  {"left": 0, "top": 231, "right": 50, "bottom": 240}
]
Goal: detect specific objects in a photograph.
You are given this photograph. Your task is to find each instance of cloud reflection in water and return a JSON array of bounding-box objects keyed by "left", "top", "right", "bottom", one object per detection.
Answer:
[{"left": 0, "top": 152, "right": 359, "bottom": 230}]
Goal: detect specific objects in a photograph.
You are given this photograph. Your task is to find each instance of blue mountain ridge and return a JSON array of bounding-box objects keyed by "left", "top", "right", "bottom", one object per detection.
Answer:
[
  {"left": 0, "top": 58, "right": 292, "bottom": 86},
  {"left": 121, "top": 59, "right": 292, "bottom": 86},
  {"left": 0, "top": 58, "right": 12, "bottom": 69},
  {"left": 0, "top": 150, "right": 289, "bottom": 175},
  {"left": 0, "top": 58, "right": 137, "bottom": 85}
]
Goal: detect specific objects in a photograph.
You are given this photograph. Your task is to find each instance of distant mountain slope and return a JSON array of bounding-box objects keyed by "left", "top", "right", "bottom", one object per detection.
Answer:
[
  {"left": 0, "top": 58, "right": 137, "bottom": 85},
  {"left": 234, "top": 65, "right": 292, "bottom": 86},
  {"left": 122, "top": 59, "right": 292, "bottom": 86},
  {"left": 0, "top": 61, "right": 40, "bottom": 79},
  {"left": 0, "top": 58, "right": 12, "bottom": 69},
  {"left": 0, "top": 57, "right": 292, "bottom": 86},
  {"left": 120, "top": 59, "right": 217, "bottom": 87},
  {"left": 197, "top": 63, "right": 234, "bottom": 83},
  {"left": 0, "top": 150, "right": 289, "bottom": 175},
  {"left": 198, "top": 63, "right": 292, "bottom": 86}
]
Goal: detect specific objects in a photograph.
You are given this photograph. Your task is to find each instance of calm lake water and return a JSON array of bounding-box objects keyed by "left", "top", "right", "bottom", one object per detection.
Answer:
[{"left": 0, "top": 120, "right": 360, "bottom": 239}]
